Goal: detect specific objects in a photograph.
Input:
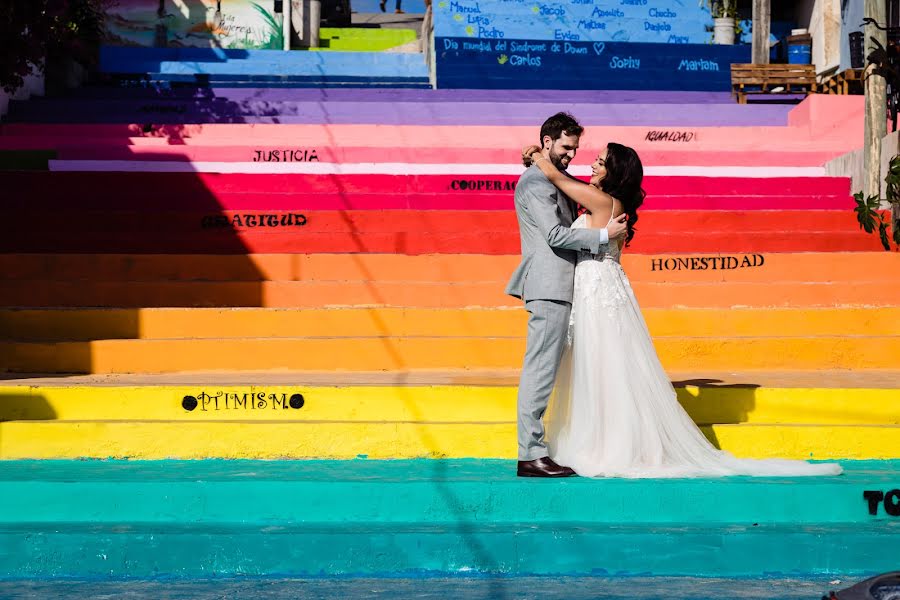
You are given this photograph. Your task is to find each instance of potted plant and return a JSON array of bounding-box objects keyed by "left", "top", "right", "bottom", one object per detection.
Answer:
[{"left": 702, "top": 0, "right": 738, "bottom": 45}]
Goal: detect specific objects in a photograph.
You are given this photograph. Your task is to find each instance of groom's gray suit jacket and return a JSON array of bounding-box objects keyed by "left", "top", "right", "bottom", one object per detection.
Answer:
[
  {"left": 505, "top": 165, "right": 607, "bottom": 303},
  {"left": 506, "top": 164, "right": 610, "bottom": 461}
]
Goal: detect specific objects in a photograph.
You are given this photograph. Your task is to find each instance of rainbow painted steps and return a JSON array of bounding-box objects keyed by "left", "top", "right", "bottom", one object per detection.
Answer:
[
  {"left": 1, "top": 378, "right": 898, "bottom": 459},
  {"left": 0, "top": 459, "right": 897, "bottom": 578}
]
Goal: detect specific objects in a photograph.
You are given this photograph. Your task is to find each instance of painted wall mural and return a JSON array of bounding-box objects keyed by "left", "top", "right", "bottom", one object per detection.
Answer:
[
  {"left": 106, "top": 0, "right": 283, "bottom": 49},
  {"left": 433, "top": 0, "right": 717, "bottom": 44}
]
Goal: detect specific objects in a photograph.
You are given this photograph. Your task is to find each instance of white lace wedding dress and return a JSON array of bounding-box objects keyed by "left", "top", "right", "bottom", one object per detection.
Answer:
[{"left": 545, "top": 214, "right": 842, "bottom": 478}]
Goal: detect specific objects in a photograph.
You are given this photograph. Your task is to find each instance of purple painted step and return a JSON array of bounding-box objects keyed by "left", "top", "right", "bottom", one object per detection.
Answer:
[
  {"left": 8, "top": 101, "right": 793, "bottom": 126},
  {"left": 63, "top": 88, "right": 745, "bottom": 103}
]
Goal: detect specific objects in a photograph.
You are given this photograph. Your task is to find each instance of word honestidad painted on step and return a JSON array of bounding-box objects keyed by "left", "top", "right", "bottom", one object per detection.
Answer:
[
  {"left": 651, "top": 255, "right": 765, "bottom": 272},
  {"left": 182, "top": 392, "right": 305, "bottom": 412},
  {"left": 201, "top": 214, "right": 308, "bottom": 229},
  {"left": 864, "top": 490, "right": 900, "bottom": 516},
  {"left": 253, "top": 149, "right": 320, "bottom": 162}
]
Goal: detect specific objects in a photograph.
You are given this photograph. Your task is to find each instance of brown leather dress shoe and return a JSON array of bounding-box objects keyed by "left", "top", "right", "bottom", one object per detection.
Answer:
[{"left": 517, "top": 456, "right": 577, "bottom": 478}]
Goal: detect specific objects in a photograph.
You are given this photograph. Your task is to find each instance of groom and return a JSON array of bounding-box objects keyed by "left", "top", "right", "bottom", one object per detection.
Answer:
[{"left": 506, "top": 112, "right": 628, "bottom": 478}]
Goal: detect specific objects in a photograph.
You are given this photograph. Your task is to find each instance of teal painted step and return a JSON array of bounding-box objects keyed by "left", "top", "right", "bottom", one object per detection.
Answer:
[
  {"left": 2, "top": 522, "right": 899, "bottom": 578},
  {"left": 1, "top": 459, "right": 898, "bottom": 578},
  {"left": 0, "top": 459, "right": 897, "bottom": 525}
]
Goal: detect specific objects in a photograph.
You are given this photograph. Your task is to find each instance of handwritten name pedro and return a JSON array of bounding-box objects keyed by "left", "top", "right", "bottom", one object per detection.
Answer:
[{"left": 651, "top": 255, "right": 765, "bottom": 271}]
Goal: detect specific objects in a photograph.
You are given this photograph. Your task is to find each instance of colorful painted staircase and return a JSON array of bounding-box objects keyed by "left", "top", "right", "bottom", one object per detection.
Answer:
[{"left": 0, "top": 87, "right": 898, "bottom": 581}]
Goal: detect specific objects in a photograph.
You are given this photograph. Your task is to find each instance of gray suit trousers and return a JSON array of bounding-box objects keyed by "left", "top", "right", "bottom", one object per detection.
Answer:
[{"left": 517, "top": 298, "right": 572, "bottom": 461}]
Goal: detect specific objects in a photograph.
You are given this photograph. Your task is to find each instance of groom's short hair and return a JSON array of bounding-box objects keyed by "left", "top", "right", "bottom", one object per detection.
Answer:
[{"left": 540, "top": 112, "right": 584, "bottom": 144}]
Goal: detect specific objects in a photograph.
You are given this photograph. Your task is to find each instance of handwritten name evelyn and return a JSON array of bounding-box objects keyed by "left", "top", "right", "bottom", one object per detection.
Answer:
[
  {"left": 651, "top": 255, "right": 765, "bottom": 271},
  {"left": 182, "top": 392, "right": 305, "bottom": 412}
]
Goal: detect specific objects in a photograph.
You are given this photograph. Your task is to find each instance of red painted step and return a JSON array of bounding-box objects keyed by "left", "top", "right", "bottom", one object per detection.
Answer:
[
  {"left": 0, "top": 230, "right": 885, "bottom": 254},
  {"left": 2, "top": 172, "right": 851, "bottom": 198},
  {"left": 6, "top": 210, "right": 870, "bottom": 234}
]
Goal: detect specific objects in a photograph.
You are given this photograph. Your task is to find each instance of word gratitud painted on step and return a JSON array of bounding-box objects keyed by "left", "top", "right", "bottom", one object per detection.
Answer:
[
  {"left": 651, "top": 255, "right": 765, "bottom": 271},
  {"left": 182, "top": 392, "right": 305, "bottom": 412},
  {"left": 252, "top": 149, "right": 319, "bottom": 162},
  {"left": 450, "top": 179, "right": 517, "bottom": 191},
  {"left": 645, "top": 130, "right": 696, "bottom": 142},
  {"left": 201, "top": 214, "right": 308, "bottom": 229},
  {"left": 864, "top": 490, "right": 900, "bottom": 516}
]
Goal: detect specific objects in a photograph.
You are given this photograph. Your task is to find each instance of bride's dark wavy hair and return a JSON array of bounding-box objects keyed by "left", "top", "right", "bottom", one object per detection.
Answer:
[{"left": 600, "top": 142, "right": 645, "bottom": 246}]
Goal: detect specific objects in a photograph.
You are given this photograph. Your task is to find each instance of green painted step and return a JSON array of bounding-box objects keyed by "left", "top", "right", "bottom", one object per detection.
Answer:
[{"left": 312, "top": 28, "right": 419, "bottom": 51}]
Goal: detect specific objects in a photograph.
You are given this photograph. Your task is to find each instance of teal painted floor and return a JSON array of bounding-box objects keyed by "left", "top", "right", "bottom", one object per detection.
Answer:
[
  {"left": 0, "top": 576, "right": 861, "bottom": 599},
  {"left": 1, "top": 459, "right": 898, "bottom": 579}
]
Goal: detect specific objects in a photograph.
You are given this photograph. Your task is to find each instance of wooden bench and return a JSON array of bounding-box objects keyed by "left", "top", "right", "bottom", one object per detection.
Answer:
[{"left": 730, "top": 64, "right": 818, "bottom": 104}]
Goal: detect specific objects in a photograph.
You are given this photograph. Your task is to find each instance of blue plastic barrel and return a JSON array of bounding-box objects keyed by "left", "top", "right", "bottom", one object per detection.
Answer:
[{"left": 787, "top": 33, "right": 812, "bottom": 64}]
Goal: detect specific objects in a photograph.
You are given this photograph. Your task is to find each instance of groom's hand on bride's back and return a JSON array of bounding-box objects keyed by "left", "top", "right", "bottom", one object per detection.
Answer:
[{"left": 608, "top": 213, "right": 628, "bottom": 239}]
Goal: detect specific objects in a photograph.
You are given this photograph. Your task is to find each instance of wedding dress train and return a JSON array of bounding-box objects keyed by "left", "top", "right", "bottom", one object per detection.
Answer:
[{"left": 546, "top": 214, "right": 842, "bottom": 478}]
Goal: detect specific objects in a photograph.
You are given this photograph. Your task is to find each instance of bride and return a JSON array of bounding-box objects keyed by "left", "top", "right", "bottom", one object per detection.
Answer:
[{"left": 522, "top": 143, "right": 842, "bottom": 478}]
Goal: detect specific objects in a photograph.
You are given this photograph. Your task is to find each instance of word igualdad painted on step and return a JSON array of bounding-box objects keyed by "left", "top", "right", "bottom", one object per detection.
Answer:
[
  {"left": 864, "top": 490, "right": 900, "bottom": 516},
  {"left": 450, "top": 179, "right": 517, "bottom": 191},
  {"left": 645, "top": 130, "right": 696, "bottom": 142},
  {"left": 201, "top": 214, "right": 308, "bottom": 229},
  {"left": 651, "top": 255, "right": 765, "bottom": 271},
  {"left": 182, "top": 392, "right": 305, "bottom": 412},
  {"left": 252, "top": 149, "right": 320, "bottom": 162}
]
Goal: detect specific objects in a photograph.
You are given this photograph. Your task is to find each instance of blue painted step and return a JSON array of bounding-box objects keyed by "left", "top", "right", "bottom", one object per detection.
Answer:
[
  {"left": 0, "top": 576, "right": 863, "bottom": 599},
  {"left": 100, "top": 46, "right": 429, "bottom": 78},
  {"left": 1, "top": 459, "right": 899, "bottom": 578}
]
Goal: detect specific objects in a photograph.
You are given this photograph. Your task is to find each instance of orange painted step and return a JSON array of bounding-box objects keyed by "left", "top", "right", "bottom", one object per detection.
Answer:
[
  {"left": 0, "top": 280, "right": 895, "bottom": 309},
  {"left": 1, "top": 336, "right": 896, "bottom": 374},
  {"left": 0, "top": 253, "right": 896, "bottom": 284}
]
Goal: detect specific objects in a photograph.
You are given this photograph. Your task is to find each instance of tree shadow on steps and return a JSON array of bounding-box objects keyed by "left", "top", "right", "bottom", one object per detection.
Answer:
[
  {"left": 0, "top": 391, "right": 57, "bottom": 458},
  {"left": 0, "top": 85, "right": 280, "bottom": 377},
  {"left": 671, "top": 378, "right": 761, "bottom": 451}
]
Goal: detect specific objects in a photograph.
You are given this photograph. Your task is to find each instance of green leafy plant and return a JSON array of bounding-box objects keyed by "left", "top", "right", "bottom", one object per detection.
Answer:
[
  {"left": 883, "top": 155, "right": 900, "bottom": 247},
  {"left": 700, "top": 0, "right": 737, "bottom": 19},
  {"left": 249, "top": 2, "right": 283, "bottom": 49},
  {"left": 854, "top": 192, "right": 893, "bottom": 251},
  {"left": 1, "top": 0, "right": 116, "bottom": 93}
]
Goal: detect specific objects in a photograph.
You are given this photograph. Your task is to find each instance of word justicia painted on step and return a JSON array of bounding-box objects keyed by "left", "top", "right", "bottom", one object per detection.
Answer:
[
  {"left": 651, "top": 255, "right": 765, "bottom": 271},
  {"left": 645, "top": 130, "right": 696, "bottom": 142},
  {"left": 450, "top": 179, "right": 517, "bottom": 191},
  {"left": 864, "top": 490, "right": 900, "bottom": 516},
  {"left": 182, "top": 392, "right": 305, "bottom": 412},
  {"left": 252, "top": 149, "right": 320, "bottom": 162},
  {"left": 201, "top": 214, "right": 308, "bottom": 229}
]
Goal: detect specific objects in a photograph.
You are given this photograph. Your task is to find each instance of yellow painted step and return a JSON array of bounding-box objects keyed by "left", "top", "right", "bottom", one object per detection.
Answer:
[
  {"left": 3, "top": 307, "right": 900, "bottom": 341},
  {"left": 2, "top": 384, "right": 897, "bottom": 425},
  {"left": 1, "top": 336, "right": 898, "bottom": 373},
  {"left": 0, "top": 421, "right": 895, "bottom": 460}
]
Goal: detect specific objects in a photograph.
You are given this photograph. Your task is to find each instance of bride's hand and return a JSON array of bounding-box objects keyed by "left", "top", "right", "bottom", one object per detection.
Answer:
[{"left": 521, "top": 145, "right": 542, "bottom": 167}]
